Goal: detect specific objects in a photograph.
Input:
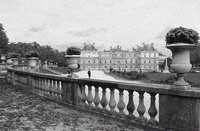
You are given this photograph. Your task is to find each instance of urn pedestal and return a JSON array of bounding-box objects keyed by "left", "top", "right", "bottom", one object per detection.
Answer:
[
  {"left": 166, "top": 43, "right": 195, "bottom": 90},
  {"left": 28, "top": 57, "right": 38, "bottom": 70},
  {"left": 65, "top": 55, "right": 80, "bottom": 78}
]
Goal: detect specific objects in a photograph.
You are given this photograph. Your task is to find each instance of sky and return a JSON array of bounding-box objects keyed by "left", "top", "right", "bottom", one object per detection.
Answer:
[{"left": 1, "top": 0, "right": 200, "bottom": 56}]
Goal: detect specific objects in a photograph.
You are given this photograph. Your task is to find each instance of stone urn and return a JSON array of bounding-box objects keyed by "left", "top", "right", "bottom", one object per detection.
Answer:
[
  {"left": 65, "top": 55, "right": 80, "bottom": 78},
  {"left": 166, "top": 43, "right": 195, "bottom": 89},
  {"left": 12, "top": 58, "right": 19, "bottom": 66},
  {"left": 165, "top": 26, "right": 199, "bottom": 89},
  {"left": 1, "top": 54, "right": 6, "bottom": 64},
  {"left": 28, "top": 57, "right": 38, "bottom": 69},
  {"left": 6, "top": 57, "right": 13, "bottom": 66}
]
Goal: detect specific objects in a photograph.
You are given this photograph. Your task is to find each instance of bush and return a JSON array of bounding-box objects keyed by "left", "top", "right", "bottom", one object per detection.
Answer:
[
  {"left": 66, "top": 46, "right": 81, "bottom": 55},
  {"left": 165, "top": 26, "right": 199, "bottom": 45}
]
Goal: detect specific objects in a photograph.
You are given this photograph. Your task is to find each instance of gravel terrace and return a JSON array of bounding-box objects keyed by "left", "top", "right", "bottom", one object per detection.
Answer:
[{"left": 0, "top": 83, "right": 142, "bottom": 131}]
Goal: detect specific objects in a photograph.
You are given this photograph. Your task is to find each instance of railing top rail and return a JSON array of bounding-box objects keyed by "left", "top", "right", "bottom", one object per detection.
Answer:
[{"left": 7, "top": 67, "right": 200, "bottom": 98}]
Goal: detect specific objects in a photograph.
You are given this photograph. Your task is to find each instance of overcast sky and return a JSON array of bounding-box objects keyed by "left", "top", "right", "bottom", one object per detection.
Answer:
[{"left": 1, "top": 0, "right": 200, "bottom": 56}]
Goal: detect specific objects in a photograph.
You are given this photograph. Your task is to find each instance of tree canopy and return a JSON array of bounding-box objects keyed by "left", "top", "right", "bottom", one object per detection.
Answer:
[
  {"left": 0, "top": 23, "right": 9, "bottom": 54},
  {"left": 7, "top": 42, "right": 66, "bottom": 66}
]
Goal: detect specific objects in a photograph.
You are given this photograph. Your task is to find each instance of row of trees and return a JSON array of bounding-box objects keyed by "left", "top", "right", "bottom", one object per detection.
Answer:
[
  {"left": 7, "top": 42, "right": 66, "bottom": 66},
  {"left": 0, "top": 23, "right": 66, "bottom": 66}
]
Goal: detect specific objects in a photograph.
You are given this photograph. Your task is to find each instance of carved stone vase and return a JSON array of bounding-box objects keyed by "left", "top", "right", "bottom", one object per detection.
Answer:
[
  {"left": 65, "top": 55, "right": 80, "bottom": 78},
  {"left": 166, "top": 43, "right": 195, "bottom": 90},
  {"left": 28, "top": 57, "right": 38, "bottom": 69},
  {"left": 12, "top": 58, "right": 19, "bottom": 66},
  {"left": 6, "top": 57, "right": 13, "bottom": 66}
]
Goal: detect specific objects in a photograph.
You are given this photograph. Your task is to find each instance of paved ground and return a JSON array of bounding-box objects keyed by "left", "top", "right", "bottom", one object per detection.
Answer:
[{"left": 0, "top": 83, "right": 142, "bottom": 131}]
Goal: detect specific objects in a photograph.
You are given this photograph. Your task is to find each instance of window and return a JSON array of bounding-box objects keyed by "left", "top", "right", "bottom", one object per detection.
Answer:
[
  {"left": 149, "top": 61, "right": 151, "bottom": 63},
  {"left": 144, "top": 60, "right": 146, "bottom": 63}
]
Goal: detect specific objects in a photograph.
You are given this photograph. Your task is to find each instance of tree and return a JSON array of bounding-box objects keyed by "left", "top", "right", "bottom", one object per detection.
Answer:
[
  {"left": 0, "top": 23, "right": 9, "bottom": 54},
  {"left": 190, "top": 43, "right": 200, "bottom": 67}
]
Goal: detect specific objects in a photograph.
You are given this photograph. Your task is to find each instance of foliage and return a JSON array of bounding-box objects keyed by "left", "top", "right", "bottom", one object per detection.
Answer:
[
  {"left": 26, "top": 51, "right": 39, "bottom": 58},
  {"left": 166, "top": 26, "right": 199, "bottom": 45},
  {"left": 190, "top": 43, "right": 200, "bottom": 66},
  {"left": 0, "top": 23, "right": 9, "bottom": 54},
  {"left": 7, "top": 42, "right": 66, "bottom": 66},
  {"left": 10, "top": 53, "right": 19, "bottom": 58},
  {"left": 66, "top": 46, "right": 81, "bottom": 55}
]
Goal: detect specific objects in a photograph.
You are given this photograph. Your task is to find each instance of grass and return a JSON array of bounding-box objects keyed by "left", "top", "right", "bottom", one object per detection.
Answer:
[{"left": 143, "top": 72, "right": 200, "bottom": 87}]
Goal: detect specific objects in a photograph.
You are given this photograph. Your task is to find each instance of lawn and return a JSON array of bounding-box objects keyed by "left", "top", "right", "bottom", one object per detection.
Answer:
[{"left": 144, "top": 72, "right": 200, "bottom": 87}]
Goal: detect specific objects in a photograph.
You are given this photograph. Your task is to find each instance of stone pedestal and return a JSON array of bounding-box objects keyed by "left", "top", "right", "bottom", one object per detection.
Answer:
[
  {"left": 12, "top": 58, "right": 19, "bottom": 66},
  {"left": 159, "top": 94, "right": 200, "bottom": 131}
]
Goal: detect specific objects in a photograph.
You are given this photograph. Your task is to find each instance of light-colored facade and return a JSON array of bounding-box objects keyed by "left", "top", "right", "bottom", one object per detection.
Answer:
[{"left": 80, "top": 43, "right": 160, "bottom": 72}]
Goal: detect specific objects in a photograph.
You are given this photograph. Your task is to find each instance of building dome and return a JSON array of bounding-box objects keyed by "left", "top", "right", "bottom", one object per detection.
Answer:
[{"left": 82, "top": 43, "right": 97, "bottom": 51}]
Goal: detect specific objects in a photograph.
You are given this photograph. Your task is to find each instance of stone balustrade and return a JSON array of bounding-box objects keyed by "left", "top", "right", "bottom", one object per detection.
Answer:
[{"left": 7, "top": 67, "right": 200, "bottom": 131}]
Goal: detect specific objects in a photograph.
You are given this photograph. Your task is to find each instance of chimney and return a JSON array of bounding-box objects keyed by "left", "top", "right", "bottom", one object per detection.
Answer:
[{"left": 110, "top": 46, "right": 112, "bottom": 50}]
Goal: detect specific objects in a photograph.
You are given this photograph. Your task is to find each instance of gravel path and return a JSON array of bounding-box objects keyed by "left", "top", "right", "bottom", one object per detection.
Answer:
[{"left": 0, "top": 83, "right": 142, "bottom": 131}]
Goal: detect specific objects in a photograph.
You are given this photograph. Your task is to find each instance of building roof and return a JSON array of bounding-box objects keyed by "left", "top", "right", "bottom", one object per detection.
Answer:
[
  {"left": 136, "top": 43, "right": 158, "bottom": 51},
  {"left": 105, "top": 45, "right": 128, "bottom": 52},
  {"left": 82, "top": 43, "right": 97, "bottom": 51}
]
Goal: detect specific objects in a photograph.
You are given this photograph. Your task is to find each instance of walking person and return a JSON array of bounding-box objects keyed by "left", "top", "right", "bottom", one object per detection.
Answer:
[{"left": 88, "top": 69, "right": 91, "bottom": 79}]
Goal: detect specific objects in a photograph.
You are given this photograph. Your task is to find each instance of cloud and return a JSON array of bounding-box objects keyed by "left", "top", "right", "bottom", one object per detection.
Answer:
[
  {"left": 156, "top": 26, "right": 173, "bottom": 40},
  {"left": 67, "top": 27, "right": 107, "bottom": 37},
  {"left": 29, "top": 26, "right": 45, "bottom": 32}
]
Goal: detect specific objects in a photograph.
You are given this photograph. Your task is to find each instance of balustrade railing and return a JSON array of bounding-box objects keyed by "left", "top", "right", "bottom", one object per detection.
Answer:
[{"left": 7, "top": 67, "right": 200, "bottom": 131}]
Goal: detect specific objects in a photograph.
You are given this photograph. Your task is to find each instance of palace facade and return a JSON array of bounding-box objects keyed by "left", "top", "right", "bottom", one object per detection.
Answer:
[{"left": 80, "top": 43, "right": 160, "bottom": 72}]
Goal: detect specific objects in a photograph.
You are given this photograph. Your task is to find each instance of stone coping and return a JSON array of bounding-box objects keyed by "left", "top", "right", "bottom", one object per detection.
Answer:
[{"left": 7, "top": 67, "right": 200, "bottom": 98}]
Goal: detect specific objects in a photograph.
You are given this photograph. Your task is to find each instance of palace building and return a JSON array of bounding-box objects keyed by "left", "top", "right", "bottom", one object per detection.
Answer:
[{"left": 80, "top": 43, "right": 160, "bottom": 72}]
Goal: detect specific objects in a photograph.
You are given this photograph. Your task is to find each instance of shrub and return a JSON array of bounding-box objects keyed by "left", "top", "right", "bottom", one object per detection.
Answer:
[
  {"left": 26, "top": 51, "right": 39, "bottom": 58},
  {"left": 165, "top": 26, "right": 199, "bottom": 45},
  {"left": 66, "top": 46, "right": 81, "bottom": 55}
]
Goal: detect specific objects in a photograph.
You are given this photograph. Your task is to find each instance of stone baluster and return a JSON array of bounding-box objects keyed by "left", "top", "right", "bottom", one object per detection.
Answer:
[
  {"left": 54, "top": 80, "right": 58, "bottom": 96},
  {"left": 117, "top": 89, "right": 125, "bottom": 114},
  {"left": 31, "top": 76, "right": 35, "bottom": 91},
  {"left": 87, "top": 85, "right": 93, "bottom": 106},
  {"left": 41, "top": 78, "right": 44, "bottom": 92},
  {"left": 109, "top": 88, "right": 116, "bottom": 112},
  {"left": 52, "top": 80, "right": 56, "bottom": 95},
  {"left": 57, "top": 81, "right": 62, "bottom": 97},
  {"left": 94, "top": 86, "right": 100, "bottom": 108},
  {"left": 48, "top": 79, "right": 52, "bottom": 94},
  {"left": 101, "top": 87, "right": 108, "bottom": 109},
  {"left": 148, "top": 92, "right": 158, "bottom": 124},
  {"left": 34, "top": 77, "right": 38, "bottom": 90},
  {"left": 137, "top": 91, "right": 147, "bottom": 122},
  {"left": 38, "top": 78, "right": 41, "bottom": 91},
  {"left": 127, "top": 90, "right": 136, "bottom": 119},
  {"left": 44, "top": 79, "right": 47, "bottom": 93},
  {"left": 79, "top": 84, "right": 87, "bottom": 105}
]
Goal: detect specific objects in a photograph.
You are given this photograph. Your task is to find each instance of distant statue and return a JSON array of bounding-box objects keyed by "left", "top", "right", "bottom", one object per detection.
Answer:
[{"left": 88, "top": 70, "right": 91, "bottom": 79}]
